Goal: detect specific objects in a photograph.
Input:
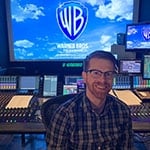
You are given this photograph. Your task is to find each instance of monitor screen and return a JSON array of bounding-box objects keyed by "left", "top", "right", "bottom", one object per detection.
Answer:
[
  {"left": 133, "top": 75, "right": 150, "bottom": 89},
  {"left": 64, "top": 76, "right": 82, "bottom": 85},
  {"left": 63, "top": 85, "right": 77, "bottom": 95},
  {"left": 19, "top": 76, "right": 39, "bottom": 90},
  {"left": 42, "top": 75, "right": 57, "bottom": 97},
  {"left": 143, "top": 55, "right": 150, "bottom": 79},
  {"left": 125, "top": 23, "right": 150, "bottom": 52},
  {"left": 113, "top": 75, "right": 131, "bottom": 89},
  {"left": 6, "top": 0, "right": 134, "bottom": 61},
  {"left": 0, "top": 76, "right": 17, "bottom": 90},
  {"left": 119, "top": 59, "right": 142, "bottom": 74},
  {"left": 77, "top": 78, "right": 85, "bottom": 89}
]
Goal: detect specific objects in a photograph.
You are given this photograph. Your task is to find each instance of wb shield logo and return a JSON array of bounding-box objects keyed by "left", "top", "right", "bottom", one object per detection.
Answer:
[
  {"left": 56, "top": 1, "right": 88, "bottom": 41},
  {"left": 142, "top": 28, "right": 150, "bottom": 41}
]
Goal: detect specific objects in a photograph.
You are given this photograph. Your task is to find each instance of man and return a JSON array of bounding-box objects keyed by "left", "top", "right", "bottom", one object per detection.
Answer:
[{"left": 47, "top": 50, "right": 134, "bottom": 149}]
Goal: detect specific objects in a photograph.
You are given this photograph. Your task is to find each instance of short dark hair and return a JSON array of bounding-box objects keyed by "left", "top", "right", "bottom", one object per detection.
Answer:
[{"left": 83, "top": 50, "right": 118, "bottom": 71}]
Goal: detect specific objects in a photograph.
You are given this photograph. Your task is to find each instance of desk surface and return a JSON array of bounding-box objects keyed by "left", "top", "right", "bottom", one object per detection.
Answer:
[
  {"left": 0, "top": 121, "right": 149, "bottom": 134},
  {"left": 132, "top": 121, "right": 150, "bottom": 132},
  {"left": 0, "top": 122, "right": 45, "bottom": 134}
]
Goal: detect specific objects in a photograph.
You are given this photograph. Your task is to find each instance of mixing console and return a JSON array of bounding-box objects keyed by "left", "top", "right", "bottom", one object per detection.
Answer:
[
  {"left": 0, "top": 92, "right": 39, "bottom": 123},
  {"left": 134, "top": 89, "right": 150, "bottom": 101},
  {"left": 130, "top": 103, "right": 150, "bottom": 122},
  {"left": 0, "top": 91, "right": 149, "bottom": 133},
  {"left": 0, "top": 75, "right": 149, "bottom": 134}
]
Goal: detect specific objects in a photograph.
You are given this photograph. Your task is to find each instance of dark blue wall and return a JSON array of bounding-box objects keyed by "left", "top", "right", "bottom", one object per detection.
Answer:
[
  {"left": 0, "top": 0, "right": 9, "bottom": 68},
  {"left": 138, "top": 0, "right": 150, "bottom": 22}
]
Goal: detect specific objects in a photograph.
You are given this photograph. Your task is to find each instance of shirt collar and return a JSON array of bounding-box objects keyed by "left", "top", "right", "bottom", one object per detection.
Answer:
[{"left": 82, "top": 93, "right": 113, "bottom": 115}]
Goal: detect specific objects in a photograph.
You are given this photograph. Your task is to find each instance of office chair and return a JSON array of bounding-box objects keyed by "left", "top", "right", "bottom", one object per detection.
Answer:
[{"left": 41, "top": 93, "right": 77, "bottom": 145}]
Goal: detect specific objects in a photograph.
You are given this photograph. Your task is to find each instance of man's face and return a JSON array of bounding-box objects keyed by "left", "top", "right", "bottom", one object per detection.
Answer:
[{"left": 82, "top": 58, "right": 115, "bottom": 100}]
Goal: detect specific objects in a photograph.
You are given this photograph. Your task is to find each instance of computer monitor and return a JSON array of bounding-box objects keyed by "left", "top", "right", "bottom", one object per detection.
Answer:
[
  {"left": 18, "top": 76, "right": 39, "bottom": 94},
  {"left": 63, "top": 85, "right": 77, "bottom": 95},
  {"left": 119, "top": 59, "right": 142, "bottom": 74},
  {"left": 77, "top": 78, "right": 85, "bottom": 92},
  {"left": 6, "top": 0, "right": 134, "bottom": 61},
  {"left": 64, "top": 76, "right": 83, "bottom": 85},
  {"left": 125, "top": 23, "right": 150, "bottom": 52},
  {"left": 42, "top": 75, "right": 57, "bottom": 97},
  {"left": 143, "top": 54, "right": 150, "bottom": 79}
]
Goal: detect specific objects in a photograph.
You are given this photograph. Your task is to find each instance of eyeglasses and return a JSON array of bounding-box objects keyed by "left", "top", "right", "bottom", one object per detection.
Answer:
[{"left": 86, "top": 69, "right": 116, "bottom": 79}]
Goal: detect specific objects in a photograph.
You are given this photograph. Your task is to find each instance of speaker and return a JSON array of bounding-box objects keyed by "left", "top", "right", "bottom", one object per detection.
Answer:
[{"left": 117, "top": 33, "right": 125, "bottom": 45}]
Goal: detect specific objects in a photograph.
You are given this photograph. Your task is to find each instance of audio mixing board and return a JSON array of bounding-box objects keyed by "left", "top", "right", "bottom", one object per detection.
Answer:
[{"left": 0, "top": 92, "right": 40, "bottom": 123}]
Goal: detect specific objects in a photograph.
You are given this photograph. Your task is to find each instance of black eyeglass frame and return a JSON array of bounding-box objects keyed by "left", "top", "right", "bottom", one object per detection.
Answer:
[{"left": 86, "top": 69, "right": 117, "bottom": 79}]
